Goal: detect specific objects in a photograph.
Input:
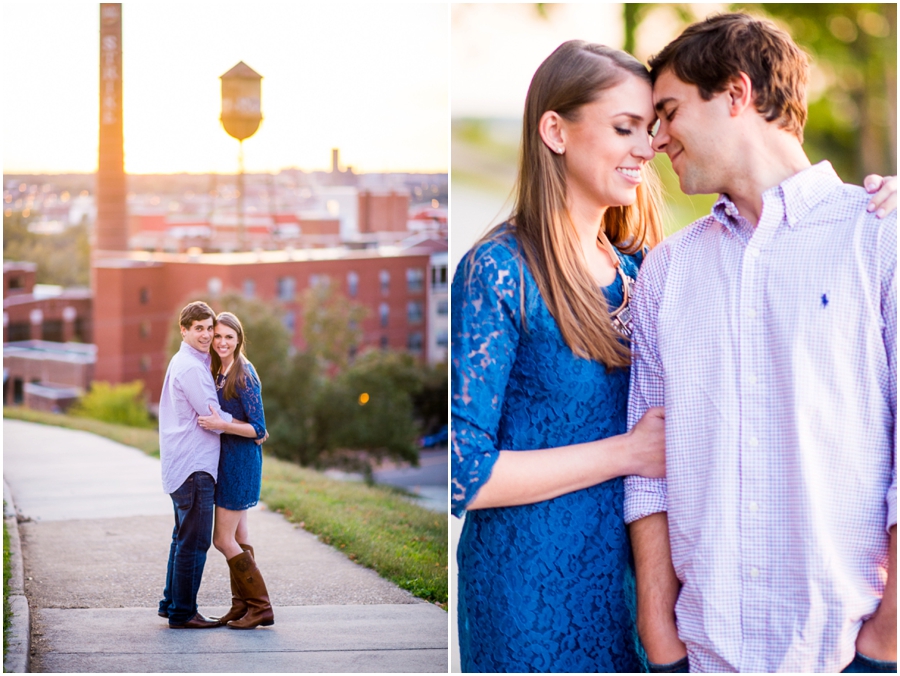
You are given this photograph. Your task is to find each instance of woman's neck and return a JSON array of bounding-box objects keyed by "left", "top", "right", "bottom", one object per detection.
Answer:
[{"left": 219, "top": 355, "right": 235, "bottom": 374}]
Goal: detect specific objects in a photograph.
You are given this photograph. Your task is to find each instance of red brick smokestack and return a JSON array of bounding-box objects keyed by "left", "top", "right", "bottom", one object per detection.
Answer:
[{"left": 95, "top": 3, "right": 128, "bottom": 253}]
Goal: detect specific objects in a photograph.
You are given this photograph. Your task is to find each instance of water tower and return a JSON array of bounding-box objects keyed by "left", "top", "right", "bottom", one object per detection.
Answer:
[{"left": 220, "top": 62, "right": 263, "bottom": 251}]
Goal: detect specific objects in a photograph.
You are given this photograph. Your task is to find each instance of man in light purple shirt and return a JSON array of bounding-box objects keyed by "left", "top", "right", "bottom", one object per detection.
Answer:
[
  {"left": 625, "top": 14, "right": 896, "bottom": 673},
  {"left": 157, "top": 301, "right": 233, "bottom": 629}
]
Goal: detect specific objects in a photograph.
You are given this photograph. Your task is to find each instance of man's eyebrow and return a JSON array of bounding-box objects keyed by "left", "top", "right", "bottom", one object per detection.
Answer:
[{"left": 655, "top": 96, "right": 676, "bottom": 113}]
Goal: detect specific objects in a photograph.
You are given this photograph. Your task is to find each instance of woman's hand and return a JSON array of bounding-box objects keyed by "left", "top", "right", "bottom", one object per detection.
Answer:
[
  {"left": 865, "top": 175, "right": 897, "bottom": 219},
  {"left": 198, "top": 405, "right": 228, "bottom": 432},
  {"left": 624, "top": 407, "right": 666, "bottom": 478}
]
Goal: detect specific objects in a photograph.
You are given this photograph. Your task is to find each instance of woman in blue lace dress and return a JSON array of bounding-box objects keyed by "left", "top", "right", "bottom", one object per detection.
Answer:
[
  {"left": 197, "top": 312, "right": 274, "bottom": 629},
  {"left": 451, "top": 41, "right": 667, "bottom": 672}
]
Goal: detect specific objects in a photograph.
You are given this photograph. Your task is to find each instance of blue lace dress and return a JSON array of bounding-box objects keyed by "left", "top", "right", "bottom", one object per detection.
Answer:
[
  {"left": 214, "top": 361, "right": 267, "bottom": 510},
  {"left": 451, "top": 230, "right": 645, "bottom": 673}
]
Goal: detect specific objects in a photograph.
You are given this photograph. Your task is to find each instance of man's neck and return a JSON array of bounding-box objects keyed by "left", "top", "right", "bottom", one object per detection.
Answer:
[{"left": 723, "top": 131, "right": 811, "bottom": 227}]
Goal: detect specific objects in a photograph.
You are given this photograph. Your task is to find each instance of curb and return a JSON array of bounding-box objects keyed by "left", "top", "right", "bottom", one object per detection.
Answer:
[{"left": 4, "top": 479, "right": 31, "bottom": 673}]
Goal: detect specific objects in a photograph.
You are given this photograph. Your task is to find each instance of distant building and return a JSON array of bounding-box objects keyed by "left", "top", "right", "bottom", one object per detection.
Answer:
[
  {"left": 3, "top": 262, "right": 93, "bottom": 344},
  {"left": 92, "top": 240, "right": 444, "bottom": 405}
]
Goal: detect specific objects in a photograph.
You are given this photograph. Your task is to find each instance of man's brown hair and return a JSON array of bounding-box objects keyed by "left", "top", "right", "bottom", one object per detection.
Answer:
[
  {"left": 649, "top": 13, "right": 809, "bottom": 142},
  {"left": 179, "top": 300, "right": 215, "bottom": 329}
]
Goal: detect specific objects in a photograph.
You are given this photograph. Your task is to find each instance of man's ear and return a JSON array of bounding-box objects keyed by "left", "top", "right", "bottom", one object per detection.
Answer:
[
  {"left": 725, "top": 72, "right": 754, "bottom": 117},
  {"left": 538, "top": 110, "right": 566, "bottom": 155}
]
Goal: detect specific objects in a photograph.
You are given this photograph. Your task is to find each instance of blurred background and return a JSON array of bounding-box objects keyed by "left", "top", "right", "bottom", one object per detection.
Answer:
[{"left": 449, "top": 3, "right": 896, "bottom": 670}]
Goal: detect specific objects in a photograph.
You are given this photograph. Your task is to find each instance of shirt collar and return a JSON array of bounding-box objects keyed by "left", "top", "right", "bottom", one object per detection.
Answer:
[
  {"left": 712, "top": 161, "right": 843, "bottom": 232},
  {"left": 180, "top": 340, "right": 211, "bottom": 365}
]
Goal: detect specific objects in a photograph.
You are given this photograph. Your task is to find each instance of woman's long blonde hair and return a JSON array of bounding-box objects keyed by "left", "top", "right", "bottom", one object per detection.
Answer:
[{"left": 492, "top": 40, "right": 664, "bottom": 369}]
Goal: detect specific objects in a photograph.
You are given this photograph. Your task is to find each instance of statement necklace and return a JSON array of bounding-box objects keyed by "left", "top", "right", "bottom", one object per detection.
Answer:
[{"left": 596, "top": 230, "right": 635, "bottom": 339}]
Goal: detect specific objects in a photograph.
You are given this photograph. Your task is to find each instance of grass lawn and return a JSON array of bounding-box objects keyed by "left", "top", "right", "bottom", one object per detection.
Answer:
[{"left": 3, "top": 407, "right": 448, "bottom": 608}]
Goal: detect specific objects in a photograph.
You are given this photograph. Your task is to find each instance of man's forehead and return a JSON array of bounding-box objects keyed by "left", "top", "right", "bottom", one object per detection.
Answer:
[
  {"left": 188, "top": 318, "right": 213, "bottom": 330},
  {"left": 652, "top": 70, "right": 692, "bottom": 108}
]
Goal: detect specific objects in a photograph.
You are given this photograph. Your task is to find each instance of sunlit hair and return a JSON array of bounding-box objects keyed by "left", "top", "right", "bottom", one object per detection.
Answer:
[
  {"left": 180, "top": 300, "right": 215, "bottom": 329},
  {"left": 209, "top": 311, "right": 252, "bottom": 401},
  {"left": 478, "top": 40, "right": 664, "bottom": 368},
  {"left": 648, "top": 13, "right": 809, "bottom": 142}
]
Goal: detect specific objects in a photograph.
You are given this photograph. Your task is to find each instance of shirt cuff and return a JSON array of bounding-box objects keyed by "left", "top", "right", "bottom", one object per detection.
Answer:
[
  {"left": 886, "top": 482, "right": 897, "bottom": 533},
  {"left": 624, "top": 475, "right": 668, "bottom": 524}
]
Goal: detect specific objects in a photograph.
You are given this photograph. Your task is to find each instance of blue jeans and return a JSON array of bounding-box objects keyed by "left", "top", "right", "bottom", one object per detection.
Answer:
[
  {"left": 842, "top": 652, "right": 897, "bottom": 673},
  {"left": 158, "top": 472, "right": 214, "bottom": 624},
  {"left": 647, "top": 656, "right": 689, "bottom": 673}
]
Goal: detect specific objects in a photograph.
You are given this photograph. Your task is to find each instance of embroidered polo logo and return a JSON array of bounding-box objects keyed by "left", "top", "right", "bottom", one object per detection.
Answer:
[{"left": 821, "top": 294, "right": 829, "bottom": 308}]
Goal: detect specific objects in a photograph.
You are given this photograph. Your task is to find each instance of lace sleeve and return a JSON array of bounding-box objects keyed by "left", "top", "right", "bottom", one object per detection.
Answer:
[
  {"left": 451, "top": 238, "right": 522, "bottom": 517},
  {"left": 238, "top": 362, "right": 267, "bottom": 440}
]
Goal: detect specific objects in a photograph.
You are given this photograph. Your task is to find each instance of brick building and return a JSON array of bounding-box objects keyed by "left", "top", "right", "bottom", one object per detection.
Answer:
[{"left": 93, "top": 242, "right": 441, "bottom": 404}]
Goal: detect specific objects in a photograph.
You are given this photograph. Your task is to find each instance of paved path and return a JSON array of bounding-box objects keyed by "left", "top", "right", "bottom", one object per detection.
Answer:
[{"left": 4, "top": 419, "right": 447, "bottom": 673}]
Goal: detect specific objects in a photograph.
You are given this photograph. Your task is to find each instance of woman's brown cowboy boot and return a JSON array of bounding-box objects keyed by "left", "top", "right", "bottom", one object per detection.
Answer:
[
  {"left": 214, "top": 544, "right": 254, "bottom": 624},
  {"left": 226, "top": 550, "right": 274, "bottom": 629}
]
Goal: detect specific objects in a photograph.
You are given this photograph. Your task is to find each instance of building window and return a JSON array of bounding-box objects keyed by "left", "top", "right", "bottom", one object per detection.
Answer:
[
  {"left": 277, "top": 276, "right": 296, "bottom": 302},
  {"left": 7, "top": 323, "right": 29, "bottom": 342},
  {"left": 407, "top": 268, "right": 424, "bottom": 293},
  {"left": 42, "top": 320, "right": 63, "bottom": 342},
  {"left": 407, "top": 331, "right": 424, "bottom": 353},
  {"left": 243, "top": 279, "right": 255, "bottom": 299},
  {"left": 379, "top": 270, "right": 390, "bottom": 296},
  {"left": 347, "top": 271, "right": 359, "bottom": 298},
  {"left": 139, "top": 287, "right": 150, "bottom": 304},
  {"left": 431, "top": 264, "right": 448, "bottom": 291},
  {"left": 436, "top": 329, "right": 448, "bottom": 348},
  {"left": 140, "top": 321, "right": 151, "bottom": 339},
  {"left": 379, "top": 303, "right": 389, "bottom": 328},
  {"left": 283, "top": 311, "right": 296, "bottom": 335},
  {"left": 310, "top": 273, "right": 330, "bottom": 289},
  {"left": 407, "top": 301, "right": 424, "bottom": 324},
  {"left": 436, "top": 299, "right": 448, "bottom": 316},
  {"left": 8, "top": 277, "right": 22, "bottom": 290},
  {"left": 140, "top": 355, "right": 151, "bottom": 372},
  {"left": 380, "top": 335, "right": 389, "bottom": 350},
  {"left": 208, "top": 277, "right": 222, "bottom": 297}
]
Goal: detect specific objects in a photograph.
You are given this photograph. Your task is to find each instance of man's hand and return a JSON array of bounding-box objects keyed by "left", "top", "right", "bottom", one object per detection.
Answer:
[
  {"left": 197, "top": 405, "right": 227, "bottom": 432},
  {"left": 630, "top": 512, "right": 687, "bottom": 664},
  {"left": 864, "top": 175, "right": 897, "bottom": 219},
  {"left": 855, "top": 525, "right": 897, "bottom": 661},
  {"left": 255, "top": 431, "right": 269, "bottom": 446}
]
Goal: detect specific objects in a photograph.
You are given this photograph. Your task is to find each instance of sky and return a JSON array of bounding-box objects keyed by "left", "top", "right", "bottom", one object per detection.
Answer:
[{"left": 3, "top": 1, "right": 449, "bottom": 174}]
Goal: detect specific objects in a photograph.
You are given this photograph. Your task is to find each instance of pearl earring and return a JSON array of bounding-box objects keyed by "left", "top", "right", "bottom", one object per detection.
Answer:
[{"left": 557, "top": 147, "right": 563, "bottom": 154}]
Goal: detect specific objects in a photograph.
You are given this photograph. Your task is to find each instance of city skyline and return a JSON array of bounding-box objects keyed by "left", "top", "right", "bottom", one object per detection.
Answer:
[{"left": 3, "top": 1, "right": 449, "bottom": 175}]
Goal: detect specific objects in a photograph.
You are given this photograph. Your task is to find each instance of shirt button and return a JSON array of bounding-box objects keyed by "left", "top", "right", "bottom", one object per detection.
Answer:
[
  {"left": 746, "top": 309, "right": 757, "bottom": 319},
  {"left": 746, "top": 374, "right": 757, "bottom": 385},
  {"left": 748, "top": 247, "right": 760, "bottom": 258},
  {"left": 750, "top": 567, "right": 760, "bottom": 578},
  {"left": 749, "top": 436, "right": 759, "bottom": 447},
  {"left": 749, "top": 501, "right": 759, "bottom": 512}
]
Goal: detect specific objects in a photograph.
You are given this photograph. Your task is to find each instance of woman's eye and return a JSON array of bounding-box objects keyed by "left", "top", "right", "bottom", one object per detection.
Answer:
[{"left": 614, "top": 127, "right": 632, "bottom": 136}]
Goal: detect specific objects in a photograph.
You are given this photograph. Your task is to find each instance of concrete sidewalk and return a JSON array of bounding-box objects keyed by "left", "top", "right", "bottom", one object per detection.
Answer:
[{"left": 3, "top": 419, "right": 448, "bottom": 673}]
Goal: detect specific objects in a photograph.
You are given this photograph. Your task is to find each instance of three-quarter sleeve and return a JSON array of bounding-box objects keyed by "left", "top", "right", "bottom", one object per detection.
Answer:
[
  {"left": 624, "top": 241, "right": 670, "bottom": 524},
  {"left": 451, "top": 238, "right": 522, "bottom": 517},
  {"left": 238, "top": 362, "right": 267, "bottom": 440}
]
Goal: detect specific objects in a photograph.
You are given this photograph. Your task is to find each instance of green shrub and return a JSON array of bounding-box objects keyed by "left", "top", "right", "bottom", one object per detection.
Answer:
[{"left": 70, "top": 381, "right": 154, "bottom": 428}]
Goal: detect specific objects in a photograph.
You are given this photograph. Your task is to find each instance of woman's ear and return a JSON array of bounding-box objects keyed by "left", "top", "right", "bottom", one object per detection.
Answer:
[{"left": 539, "top": 110, "right": 566, "bottom": 155}]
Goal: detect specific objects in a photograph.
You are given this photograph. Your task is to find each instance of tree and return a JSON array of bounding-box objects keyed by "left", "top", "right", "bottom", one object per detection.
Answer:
[{"left": 300, "top": 284, "right": 368, "bottom": 372}]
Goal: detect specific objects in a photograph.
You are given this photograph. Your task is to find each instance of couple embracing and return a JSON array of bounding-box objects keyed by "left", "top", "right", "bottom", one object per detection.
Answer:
[
  {"left": 157, "top": 300, "right": 274, "bottom": 630},
  {"left": 452, "top": 13, "right": 896, "bottom": 673}
]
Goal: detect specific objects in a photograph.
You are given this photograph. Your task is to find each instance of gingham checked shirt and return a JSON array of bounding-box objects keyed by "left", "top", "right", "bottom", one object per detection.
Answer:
[{"left": 624, "top": 161, "right": 897, "bottom": 673}]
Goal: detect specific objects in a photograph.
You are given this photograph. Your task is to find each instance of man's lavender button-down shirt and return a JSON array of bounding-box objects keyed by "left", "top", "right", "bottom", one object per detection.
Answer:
[
  {"left": 159, "top": 341, "right": 233, "bottom": 494},
  {"left": 625, "top": 162, "right": 896, "bottom": 672}
]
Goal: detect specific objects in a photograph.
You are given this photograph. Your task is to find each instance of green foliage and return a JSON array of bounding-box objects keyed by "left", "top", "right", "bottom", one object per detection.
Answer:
[
  {"left": 301, "top": 284, "right": 368, "bottom": 372},
  {"left": 2, "top": 213, "right": 90, "bottom": 287},
  {"left": 70, "top": 381, "right": 154, "bottom": 429},
  {"left": 261, "top": 456, "right": 448, "bottom": 606}
]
